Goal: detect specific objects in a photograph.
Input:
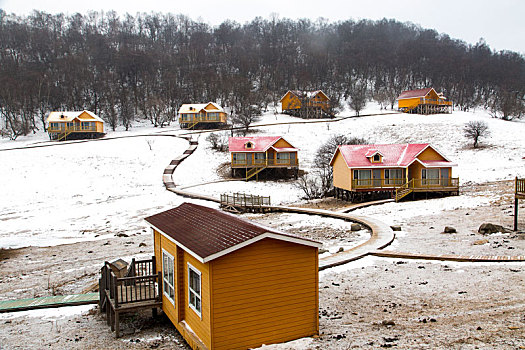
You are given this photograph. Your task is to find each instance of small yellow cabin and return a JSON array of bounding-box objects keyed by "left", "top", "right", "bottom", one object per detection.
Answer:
[
  {"left": 145, "top": 203, "right": 321, "bottom": 350},
  {"left": 280, "top": 90, "right": 332, "bottom": 118},
  {"left": 228, "top": 136, "right": 299, "bottom": 180},
  {"left": 47, "top": 110, "right": 105, "bottom": 141},
  {"left": 178, "top": 103, "right": 227, "bottom": 129},
  {"left": 397, "top": 88, "right": 452, "bottom": 114},
  {"left": 330, "top": 143, "right": 459, "bottom": 202}
]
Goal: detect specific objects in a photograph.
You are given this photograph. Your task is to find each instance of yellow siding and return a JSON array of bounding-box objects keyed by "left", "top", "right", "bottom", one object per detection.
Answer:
[
  {"left": 156, "top": 233, "right": 180, "bottom": 327},
  {"left": 416, "top": 147, "right": 445, "bottom": 161},
  {"left": 332, "top": 150, "right": 351, "bottom": 191},
  {"left": 77, "top": 111, "right": 92, "bottom": 119},
  {"left": 273, "top": 138, "right": 293, "bottom": 148},
  {"left": 281, "top": 92, "right": 301, "bottom": 111},
  {"left": 96, "top": 121, "right": 104, "bottom": 132},
  {"left": 210, "top": 238, "right": 318, "bottom": 350},
  {"left": 398, "top": 97, "right": 420, "bottom": 109},
  {"left": 183, "top": 252, "right": 212, "bottom": 349},
  {"left": 204, "top": 103, "right": 219, "bottom": 111}
]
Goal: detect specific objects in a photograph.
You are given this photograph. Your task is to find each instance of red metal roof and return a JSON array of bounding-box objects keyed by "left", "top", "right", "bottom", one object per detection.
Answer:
[
  {"left": 332, "top": 143, "right": 454, "bottom": 168},
  {"left": 145, "top": 203, "right": 321, "bottom": 263},
  {"left": 228, "top": 136, "right": 297, "bottom": 153},
  {"left": 397, "top": 88, "right": 433, "bottom": 100}
]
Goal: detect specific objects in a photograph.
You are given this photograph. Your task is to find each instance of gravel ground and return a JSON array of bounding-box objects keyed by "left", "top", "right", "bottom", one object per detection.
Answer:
[{"left": 1, "top": 180, "right": 524, "bottom": 349}]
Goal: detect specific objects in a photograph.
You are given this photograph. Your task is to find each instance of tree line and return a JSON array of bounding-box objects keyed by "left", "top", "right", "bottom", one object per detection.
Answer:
[{"left": 0, "top": 10, "right": 524, "bottom": 139}]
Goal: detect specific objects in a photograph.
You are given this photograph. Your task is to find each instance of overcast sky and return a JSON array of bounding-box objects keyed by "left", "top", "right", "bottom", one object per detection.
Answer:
[{"left": 1, "top": 0, "right": 524, "bottom": 54}]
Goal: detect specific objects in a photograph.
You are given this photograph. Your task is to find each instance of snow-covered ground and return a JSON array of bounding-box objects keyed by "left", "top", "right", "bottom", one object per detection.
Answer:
[{"left": 2, "top": 104, "right": 524, "bottom": 249}]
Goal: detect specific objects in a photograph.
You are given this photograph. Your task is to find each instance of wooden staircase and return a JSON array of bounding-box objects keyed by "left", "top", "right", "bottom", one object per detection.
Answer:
[
  {"left": 395, "top": 179, "right": 414, "bottom": 202},
  {"left": 186, "top": 121, "right": 199, "bottom": 130},
  {"left": 246, "top": 166, "right": 266, "bottom": 180},
  {"left": 57, "top": 129, "right": 73, "bottom": 141}
]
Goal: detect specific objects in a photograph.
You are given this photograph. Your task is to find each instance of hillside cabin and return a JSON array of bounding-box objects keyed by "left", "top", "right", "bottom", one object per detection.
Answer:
[
  {"left": 47, "top": 110, "right": 105, "bottom": 141},
  {"left": 146, "top": 203, "right": 321, "bottom": 350},
  {"left": 178, "top": 103, "right": 227, "bottom": 129},
  {"left": 280, "top": 90, "right": 333, "bottom": 118},
  {"left": 229, "top": 136, "right": 299, "bottom": 180},
  {"left": 397, "top": 88, "right": 452, "bottom": 114},
  {"left": 330, "top": 143, "right": 459, "bottom": 202}
]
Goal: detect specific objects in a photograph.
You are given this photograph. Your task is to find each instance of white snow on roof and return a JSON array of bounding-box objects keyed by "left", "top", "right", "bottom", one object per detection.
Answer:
[{"left": 47, "top": 110, "right": 103, "bottom": 123}]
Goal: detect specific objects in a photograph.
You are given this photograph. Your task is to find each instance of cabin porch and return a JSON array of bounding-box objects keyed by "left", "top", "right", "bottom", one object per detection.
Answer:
[
  {"left": 400, "top": 98, "right": 453, "bottom": 114},
  {"left": 335, "top": 177, "right": 460, "bottom": 202},
  {"left": 99, "top": 257, "right": 162, "bottom": 338},
  {"left": 48, "top": 123, "right": 104, "bottom": 140}
]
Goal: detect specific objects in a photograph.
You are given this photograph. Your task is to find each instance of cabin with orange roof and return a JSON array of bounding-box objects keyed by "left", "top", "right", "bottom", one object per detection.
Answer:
[
  {"left": 228, "top": 136, "right": 299, "bottom": 180},
  {"left": 280, "top": 90, "right": 333, "bottom": 118},
  {"left": 330, "top": 143, "right": 459, "bottom": 202},
  {"left": 145, "top": 203, "right": 321, "bottom": 350},
  {"left": 178, "top": 102, "right": 227, "bottom": 129},
  {"left": 47, "top": 110, "right": 105, "bottom": 141},
  {"left": 397, "top": 88, "right": 452, "bottom": 114}
]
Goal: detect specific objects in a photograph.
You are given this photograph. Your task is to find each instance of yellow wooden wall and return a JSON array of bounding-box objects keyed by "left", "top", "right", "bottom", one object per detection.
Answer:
[
  {"left": 209, "top": 238, "right": 318, "bottom": 350},
  {"left": 332, "top": 150, "right": 352, "bottom": 191},
  {"left": 154, "top": 231, "right": 212, "bottom": 349},
  {"left": 416, "top": 147, "right": 443, "bottom": 161},
  {"left": 273, "top": 138, "right": 293, "bottom": 148},
  {"left": 281, "top": 92, "right": 301, "bottom": 110}
]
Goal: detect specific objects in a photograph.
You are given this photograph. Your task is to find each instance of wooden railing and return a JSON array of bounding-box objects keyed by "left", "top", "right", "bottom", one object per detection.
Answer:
[
  {"left": 419, "top": 98, "right": 453, "bottom": 106},
  {"left": 220, "top": 193, "right": 271, "bottom": 208},
  {"left": 99, "top": 257, "right": 161, "bottom": 310},
  {"left": 352, "top": 178, "right": 405, "bottom": 189},
  {"left": 516, "top": 178, "right": 525, "bottom": 195},
  {"left": 353, "top": 177, "right": 459, "bottom": 190},
  {"left": 232, "top": 158, "right": 299, "bottom": 167},
  {"left": 48, "top": 125, "right": 98, "bottom": 133},
  {"left": 179, "top": 115, "right": 223, "bottom": 123}
]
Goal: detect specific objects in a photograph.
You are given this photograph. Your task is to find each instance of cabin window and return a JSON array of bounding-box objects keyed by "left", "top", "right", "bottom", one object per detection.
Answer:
[
  {"left": 385, "top": 169, "right": 403, "bottom": 185},
  {"left": 422, "top": 168, "right": 440, "bottom": 185},
  {"left": 372, "top": 154, "right": 381, "bottom": 162},
  {"left": 254, "top": 152, "right": 266, "bottom": 164},
  {"left": 188, "top": 263, "right": 202, "bottom": 317},
  {"left": 353, "top": 169, "right": 371, "bottom": 186},
  {"left": 81, "top": 121, "right": 93, "bottom": 130},
  {"left": 207, "top": 112, "right": 219, "bottom": 121},
  {"left": 232, "top": 153, "right": 246, "bottom": 164},
  {"left": 245, "top": 142, "right": 254, "bottom": 149},
  {"left": 276, "top": 152, "right": 290, "bottom": 164},
  {"left": 162, "top": 250, "right": 175, "bottom": 305}
]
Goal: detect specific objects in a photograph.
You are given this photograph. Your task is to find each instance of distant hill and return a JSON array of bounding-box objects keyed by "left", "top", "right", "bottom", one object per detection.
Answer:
[{"left": 0, "top": 11, "right": 523, "bottom": 138}]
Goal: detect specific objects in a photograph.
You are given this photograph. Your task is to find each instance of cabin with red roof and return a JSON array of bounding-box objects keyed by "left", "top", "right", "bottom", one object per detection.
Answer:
[
  {"left": 397, "top": 88, "right": 452, "bottom": 114},
  {"left": 330, "top": 143, "right": 459, "bottom": 201},
  {"left": 280, "top": 90, "right": 333, "bottom": 118},
  {"left": 178, "top": 102, "right": 227, "bottom": 129},
  {"left": 146, "top": 203, "right": 321, "bottom": 350},
  {"left": 228, "top": 136, "right": 299, "bottom": 180}
]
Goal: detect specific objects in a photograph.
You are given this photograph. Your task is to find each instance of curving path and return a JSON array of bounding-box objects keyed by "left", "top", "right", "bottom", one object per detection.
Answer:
[
  {"left": 160, "top": 131, "right": 525, "bottom": 268},
  {"left": 160, "top": 135, "right": 396, "bottom": 270}
]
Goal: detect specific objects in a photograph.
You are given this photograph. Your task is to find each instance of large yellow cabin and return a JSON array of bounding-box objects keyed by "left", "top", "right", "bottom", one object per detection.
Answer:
[
  {"left": 397, "top": 88, "right": 452, "bottom": 114},
  {"left": 330, "top": 143, "right": 459, "bottom": 202},
  {"left": 178, "top": 103, "right": 227, "bottom": 129},
  {"left": 146, "top": 203, "right": 321, "bottom": 350},
  {"left": 47, "top": 110, "right": 105, "bottom": 141},
  {"left": 228, "top": 136, "right": 299, "bottom": 180},
  {"left": 280, "top": 90, "right": 332, "bottom": 118}
]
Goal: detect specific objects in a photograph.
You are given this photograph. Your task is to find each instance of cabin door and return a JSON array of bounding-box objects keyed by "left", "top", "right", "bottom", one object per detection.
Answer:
[
  {"left": 441, "top": 168, "right": 449, "bottom": 186},
  {"left": 373, "top": 169, "right": 381, "bottom": 187},
  {"left": 247, "top": 153, "right": 252, "bottom": 166}
]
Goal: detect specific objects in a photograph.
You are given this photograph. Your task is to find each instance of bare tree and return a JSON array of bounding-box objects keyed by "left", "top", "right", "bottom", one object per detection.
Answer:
[
  {"left": 347, "top": 81, "right": 368, "bottom": 116},
  {"left": 464, "top": 120, "right": 490, "bottom": 148}
]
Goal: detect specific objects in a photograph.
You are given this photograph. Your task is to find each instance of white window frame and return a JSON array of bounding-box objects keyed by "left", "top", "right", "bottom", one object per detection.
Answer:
[
  {"left": 162, "top": 249, "right": 175, "bottom": 305},
  {"left": 187, "top": 262, "right": 202, "bottom": 318}
]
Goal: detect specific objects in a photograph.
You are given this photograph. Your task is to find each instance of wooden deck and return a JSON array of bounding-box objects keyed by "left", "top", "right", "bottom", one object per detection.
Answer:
[{"left": 99, "top": 257, "right": 162, "bottom": 338}]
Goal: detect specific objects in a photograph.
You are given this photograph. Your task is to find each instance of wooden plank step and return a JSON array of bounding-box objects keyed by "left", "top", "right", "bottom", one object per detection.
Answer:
[{"left": 0, "top": 293, "right": 99, "bottom": 313}]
